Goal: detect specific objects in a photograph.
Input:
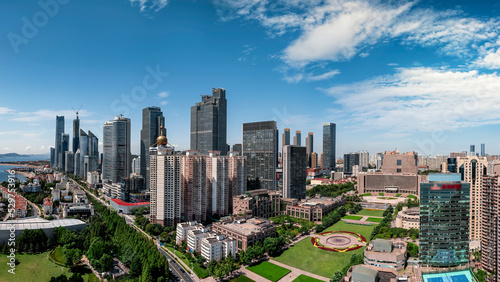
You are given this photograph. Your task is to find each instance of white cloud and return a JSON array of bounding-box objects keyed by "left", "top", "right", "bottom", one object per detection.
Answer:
[
  {"left": 160, "top": 101, "right": 169, "bottom": 105},
  {"left": 215, "top": 0, "right": 500, "bottom": 69},
  {"left": 0, "top": 107, "right": 14, "bottom": 114},
  {"left": 157, "top": 91, "right": 170, "bottom": 98},
  {"left": 10, "top": 109, "right": 91, "bottom": 122},
  {"left": 130, "top": 0, "right": 168, "bottom": 12},
  {"left": 306, "top": 70, "right": 340, "bottom": 81},
  {"left": 322, "top": 67, "right": 500, "bottom": 132},
  {"left": 25, "top": 146, "right": 32, "bottom": 152}
]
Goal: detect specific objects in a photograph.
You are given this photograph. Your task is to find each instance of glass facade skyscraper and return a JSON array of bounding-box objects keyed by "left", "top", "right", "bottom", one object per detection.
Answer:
[
  {"left": 54, "top": 116, "right": 65, "bottom": 169},
  {"left": 102, "top": 116, "right": 131, "bottom": 184},
  {"left": 140, "top": 106, "right": 165, "bottom": 188},
  {"left": 419, "top": 173, "right": 470, "bottom": 267},
  {"left": 190, "top": 88, "right": 227, "bottom": 155},
  {"left": 322, "top": 123, "right": 336, "bottom": 169},
  {"left": 305, "top": 132, "right": 313, "bottom": 167},
  {"left": 283, "top": 145, "right": 307, "bottom": 200},
  {"left": 243, "top": 121, "right": 277, "bottom": 190}
]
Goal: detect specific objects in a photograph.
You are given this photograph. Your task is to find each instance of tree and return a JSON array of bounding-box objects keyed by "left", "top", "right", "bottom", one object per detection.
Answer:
[
  {"left": 69, "top": 273, "right": 84, "bottom": 282},
  {"left": 331, "top": 270, "right": 343, "bottom": 282},
  {"left": 99, "top": 253, "right": 114, "bottom": 272}
]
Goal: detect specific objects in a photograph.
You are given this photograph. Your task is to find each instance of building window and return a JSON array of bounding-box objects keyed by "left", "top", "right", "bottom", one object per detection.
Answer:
[
  {"left": 397, "top": 160, "right": 402, "bottom": 165},
  {"left": 397, "top": 168, "right": 402, "bottom": 173}
]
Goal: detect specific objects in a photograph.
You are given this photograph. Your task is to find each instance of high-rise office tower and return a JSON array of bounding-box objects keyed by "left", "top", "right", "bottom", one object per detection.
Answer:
[
  {"left": 282, "top": 128, "right": 290, "bottom": 147},
  {"left": 381, "top": 151, "right": 418, "bottom": 174},
  {"left": 322, "top": 123, "right": 336, "bottom": 170},
  {"left": 359, "top": 151, "right": 369, "bottom": 169},
  {"left": 470, "top": 145, "right": 476, "bottom": 155},
  {"left": 65, "top": 151, "right": 74, "bottom": 174},
  {"left": 102, "top": 116, "right": 131, "bottom": 184},
  {"left": 481, "top": 175, "right": 500, "bottom": 280},
  {"left": 456, "top": 155, "right": 487, "bottom": 240},
  {"left": 293, "top": 131, "right": 301, "bottom": 146},
  {"left": 419, "top": 174, "right": 470, "bottom": 267},
  {"left": 343, "top": 153, "right": 360, "bottom": 175},
  {"left": 54, "top": 116, "right": 64, "bottom": 169},
  {"left": 231, "top": 144, "right": 242, "bottom": 155},
  {"left": 140, "top": 106, "right": 165, "bottom": 189},
  {"left": 190, "top": 88, "right": 227, "bottom": 155},
  {"left": 74, "top": 150, "right": 81, "bottom": 178},
  {"left": 305, "top": 132, "right": 313, "bottom": 167},
  {"left": 79, "top": 130, "right": 88, "bottom": 177},
  {"left": 132, "top": 157, "right": 141, "bottom": 174},
  {"left": 61, "top": 133, "right": 69, "bottom": 171},
  {"left": 73, "top": 114, "right": 80, "bottom": 153},
  {"left": 283, "top": 145, "right": 307, "bottom": 200},
  {"left": 243, "top": 121, "right": 277, "bottom": 190},
  {"left": 311, "top": 152, "right": 318, "bottom": 169},
  {"left": 150, "top": 127, "right": 181, "bottom": 227},
  {"left": 50, "top": 147, "right": 55, "bottom": 167},
  {"left": 481, "top": 144, "right": 485, "bottom": 157}
]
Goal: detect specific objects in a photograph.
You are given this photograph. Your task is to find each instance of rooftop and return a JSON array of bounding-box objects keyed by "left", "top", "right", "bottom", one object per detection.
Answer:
[
  {"left": 215, "top": 218, "right": 274, "bottom": 236},
  {"left": 0, "top": 217, "right": 86, "bottom": 231},
  {"left": 111, "top": 199, "right": 150, "bottom": 207}
]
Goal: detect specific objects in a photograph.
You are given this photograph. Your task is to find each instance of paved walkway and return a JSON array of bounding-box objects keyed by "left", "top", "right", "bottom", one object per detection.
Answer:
[{"left": 270, "top": 259, "right": 329, "bottom": 282}]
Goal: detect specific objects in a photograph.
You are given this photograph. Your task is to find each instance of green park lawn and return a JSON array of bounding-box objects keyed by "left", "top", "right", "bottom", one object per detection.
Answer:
[
  {"left": 366, "top": 217, "right": 383, "bottom": 223},
  {"left": 406, "top": 195, "right": 417, "bottom": 199},
  {"left": 342, "top": 215, "right": 363, "bottom": 220},
  {"left": 0, "top": 251, "right": 98, "bottom": 282},
  {"left": 355, "top": 209, "right": 385, "bottom": 217},
  {"left": 293, "top": 274, "right": 325, "bottom": 282},
  {"left": 360, "top": 193, "right": 371, "bottom": 196},
  {"left": 246, "top": 261, "right": 291, "bottom": 282},
  {"left": 230, "top": 275, "right": 255, "bottom": 282},
  {"left": 378, "top": 192, "right": 384, "bottom": 196},
  {"left": 274, "top": 220, "right": 375, "bottom": 278},
  {"left": 395, "top": 193, "right": 402, "bottom": 197}
]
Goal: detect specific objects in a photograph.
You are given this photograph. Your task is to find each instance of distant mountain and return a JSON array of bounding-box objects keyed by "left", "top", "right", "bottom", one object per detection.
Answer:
[{"left": 0, "top": 153, "right": 49, "bottom": 158}]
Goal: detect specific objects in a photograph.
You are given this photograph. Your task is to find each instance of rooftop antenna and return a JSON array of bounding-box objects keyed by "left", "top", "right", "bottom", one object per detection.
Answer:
[{"left": 71, "top": 104, "right": 83, "bottom": 118}]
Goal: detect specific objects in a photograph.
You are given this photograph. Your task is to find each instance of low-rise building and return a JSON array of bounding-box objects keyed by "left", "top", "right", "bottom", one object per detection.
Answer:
[
  {"left": 21, "top": 183, "right": 42, "bottom": 193},
  {"left": 346, "top": 265, "right": 397, "bottom": 282},
  {"left": 232, "top": 189, "right": 281, "bottom": 218},
  {"left": 211, "top": 217, "right": 276, "bottom": 252},
  {"left": 364, "top": 239, "right": 407, "bottom": 272},
  {"left": 61, "top": 203, "right": 94, "bottom": 218},
  {"left": 188, "top": 229, "right": 215, "bottom": 253},
  {"left": 109, "top": 199, "right": 149, "bottom": 214},
  {"left": 43, "top": 197, "right": 53, "bottom": 215},
  {"left": 176, "top": 221, "right": 203, "bottom": 244},
  {"left": 394, "top": 207, "right": 419, "bottom": 229},
  {"left": 201, "top": 234, "right": 236, "bottom": 262},
  {"left": 52, "top": 188, "right": 61, "bottom": 202},
  {"left": 356, "top": 172, "right": 426, "bottom": 195},
  {"left": 286, "top": 196, "right": 344, "bottom": 222}
]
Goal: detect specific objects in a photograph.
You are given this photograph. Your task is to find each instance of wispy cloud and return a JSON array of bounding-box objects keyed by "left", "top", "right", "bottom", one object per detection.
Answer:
[
  {"left": 321, "top": 67, "right": 500, "bottom": 133},
  {"left": 157, "top": 91, "right": 170, "bottom": 98},
  {"left": 306, "top": 70, "right": 340, "bottom": 81},
  {"left": 0, "top": 107, "right": 14, "bottom": 114},
  {"left": 10, "top": 109, "right": 91, "bottom": 122},
  {"left": 214, "top": 0, "right": 500, "bottom": 71},
  {"left": 130, "top": 0, "right": 168, "bottom": 13}
]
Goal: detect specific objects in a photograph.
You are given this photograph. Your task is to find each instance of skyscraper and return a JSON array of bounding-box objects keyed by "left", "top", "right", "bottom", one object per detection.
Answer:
[
  {"left": 456, "top": 155, "right": 487, "bottom": 240},
  {"left": 190, "top": 88, "right": 227, "bottom": 155},
  {"left": 481, "top": 143, "right": 485, "bottom": 156},
  {"left": 65, "top": 151, "right": 74, "bottom": 174},
  {"left": 140, "top": 106, "right": 165, "bottom": 189},
  {"left": 481, "top": 175, "right": 500, "bottom": 281},
  {"left": 293, "top": 131, "right": 301, "bottom": 146},
  {"left": 243, "top": 121, "right": 277, "bottom": 190},
  {"left": 50, "top": 147, "right": 55, "bottom": 167},
  {"left": 343, "top": 153, "right": 360, "bottom": 175},
  {"left": 283, "top": 145, "right": 307, "bottom": 200},
  {"left": 322, "top": 123, "right": 336, "bottom": 170},
  {"left": 73, "top": 113, "right": 80, "bottom": 153},
  {"left": 54, "top": 116, "right": 64, "bottom": 169},
  {"left": 61, "top": 133, "right": 69, "bottom": 171},
  {"left": 102, "top": 116, "right": 131, "bottom": 184},
  {"left": 305, "top": 132, "right": 313, "bottom": 167},
  {"left": 311, "top": 152, "right": 318, "bottom": 169},
  {"left": 231, "top": 144, "right": 242, "bottom": 155},
  {"left": 470, "top": 145, "right": 476, "bottom": 155},
  {"left": 419, "top": 173, "right": 470, "bottom": 267},
  {"left": 150, "top": 127, "right": 181, "bottom": 227},
  {"left": 282, "top": 128, "right": 290, "bottom": 147}
]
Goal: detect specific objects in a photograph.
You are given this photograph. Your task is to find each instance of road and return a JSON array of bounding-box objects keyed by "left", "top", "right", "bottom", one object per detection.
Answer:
[{"left": 69, "top": 178, "right": 194, "bottom": 282}]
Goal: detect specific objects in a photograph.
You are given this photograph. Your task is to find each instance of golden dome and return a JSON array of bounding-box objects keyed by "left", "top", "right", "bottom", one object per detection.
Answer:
[{"left": 157, "top": 126, "right": 167, "bottom": 145}]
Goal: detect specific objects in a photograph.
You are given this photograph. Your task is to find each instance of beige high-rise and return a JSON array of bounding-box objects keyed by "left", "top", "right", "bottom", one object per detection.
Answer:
[{"left": 457, "top": 155, "right": 487, "bottom": 241}]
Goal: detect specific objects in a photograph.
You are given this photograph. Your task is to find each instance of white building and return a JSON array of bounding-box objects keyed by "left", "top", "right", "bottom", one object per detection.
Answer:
[
  {"left": 201, "top": 234, "right": 236, "bottom": 262},
  {"left": 176, "top": 222, "right": 203, "bottom": 244},
  {"left": 187, "top": 229, "right": 215, "bottom": 253},
  {"left": 87, "top": 171, "right": 100, "bottom": 186}
]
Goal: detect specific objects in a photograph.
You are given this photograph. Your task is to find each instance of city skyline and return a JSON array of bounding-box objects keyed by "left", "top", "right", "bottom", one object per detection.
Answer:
[{"left": 3, "top": 1, "right": 500, "bottom": 157}]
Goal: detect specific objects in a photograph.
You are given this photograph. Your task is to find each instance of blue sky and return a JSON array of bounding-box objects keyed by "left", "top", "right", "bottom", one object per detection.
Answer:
[{"left": 1, "top": 0, "right": 500, "bottom": 157}]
